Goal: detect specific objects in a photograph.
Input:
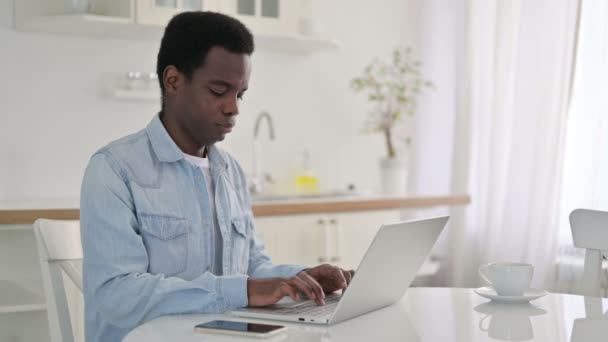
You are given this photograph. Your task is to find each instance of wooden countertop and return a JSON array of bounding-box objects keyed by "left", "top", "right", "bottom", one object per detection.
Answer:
[{"left": 0, "top": 195, "right": 470, "bottom": 224}]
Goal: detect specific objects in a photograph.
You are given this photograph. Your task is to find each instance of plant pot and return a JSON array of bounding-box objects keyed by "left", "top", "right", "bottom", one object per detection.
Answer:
[{"left": 379, "top": 156, "right": 408, "bottom": 196}]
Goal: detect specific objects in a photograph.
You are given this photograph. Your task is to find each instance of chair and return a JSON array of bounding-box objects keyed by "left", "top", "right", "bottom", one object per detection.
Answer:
[
  {"left": 34, "top": 219, "right": 83, "bottom": 342},
  {"left": 569, "top": 209, "right": 608, "bottom": 297}
]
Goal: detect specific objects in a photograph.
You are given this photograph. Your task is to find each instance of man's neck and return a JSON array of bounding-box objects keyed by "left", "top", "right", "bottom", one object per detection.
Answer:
[{"left": 160, "top": 111, "right": 207, "bottom": 157}]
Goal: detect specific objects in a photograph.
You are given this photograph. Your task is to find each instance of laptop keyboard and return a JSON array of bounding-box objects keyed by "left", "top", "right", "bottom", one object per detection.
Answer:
[{"left": 246, "top": 293, "right": 342, "bottom": 317}]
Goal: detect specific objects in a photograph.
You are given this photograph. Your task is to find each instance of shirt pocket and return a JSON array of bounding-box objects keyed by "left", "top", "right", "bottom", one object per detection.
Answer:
[
  {"left": 230, "top": 216, "right": 251, "bottom": 274},
  {"left": 140, "top": 214, "right": 190, "bottom": 277}
]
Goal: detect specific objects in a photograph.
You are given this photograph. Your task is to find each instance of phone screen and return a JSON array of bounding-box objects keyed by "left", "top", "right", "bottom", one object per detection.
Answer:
[{"left": 195, "top": 320, "right": 285, "bottom": 334}]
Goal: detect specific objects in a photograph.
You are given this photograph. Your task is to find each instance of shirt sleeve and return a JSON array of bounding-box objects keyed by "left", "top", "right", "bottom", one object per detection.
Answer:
[
  {"left": 246, "top": 227, "right": 307, "bottom": 278},
  {"left": 80, "top": 152, "right": 248, "bottom": 330}
]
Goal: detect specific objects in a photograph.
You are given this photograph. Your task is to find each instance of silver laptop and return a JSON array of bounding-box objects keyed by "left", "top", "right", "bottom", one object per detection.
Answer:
[{"left": 230, "top": 216, "right": 449, "bottom": 325}]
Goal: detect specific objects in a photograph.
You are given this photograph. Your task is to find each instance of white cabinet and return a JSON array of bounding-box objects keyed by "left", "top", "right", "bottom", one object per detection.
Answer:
[
  {"left": 254, "top": 211, "right": 401, "bottom": 271},
  {"left": 221, "top": 0, "right": 302, "bottom": 36},
  {"left": 14, "top": 0, "right": 338, "bottom": 52},
  {"left": 135, "top": 0, "right": 220, "bottom": 26},
  {"left": 0, "top": 226, "right": 51, "bottom": 342},
  {"left": 0, "top": 224, "right": 85, "bottom": 342}
]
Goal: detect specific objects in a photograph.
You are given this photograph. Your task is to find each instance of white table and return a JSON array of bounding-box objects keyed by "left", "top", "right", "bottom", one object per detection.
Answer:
[{"left": 124, "top": 287, "right": 608, "bottom": 342}]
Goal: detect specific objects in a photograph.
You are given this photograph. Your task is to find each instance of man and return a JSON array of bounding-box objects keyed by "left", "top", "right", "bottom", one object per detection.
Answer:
[{"left": 80, "top": 11, "right": 354, "bottom": 342}]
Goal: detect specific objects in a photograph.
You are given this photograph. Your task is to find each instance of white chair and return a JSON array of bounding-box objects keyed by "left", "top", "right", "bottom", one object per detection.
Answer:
[
  {"left": 34, "top": 219, "right": 83, "bottom": 342},
  {"left": 569, "top": 209, "right": 608, "bottom": 297}
]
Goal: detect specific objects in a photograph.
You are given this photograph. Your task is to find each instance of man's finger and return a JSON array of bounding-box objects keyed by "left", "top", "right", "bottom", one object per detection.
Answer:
[
  {"left": 342, "top": 269, "right": 353, "bottom": 285},
  {"left": 332, "top": 266, "right": 348, "bottom": 289},
  {"left": 279, "top": 281, "right": 300, "bottom": 302},
  {"left": 298, "top": 272, "right": 325, "bottom": 304},
  {"left": 291, "top": 277, "right": 321, "bottom": 305}
]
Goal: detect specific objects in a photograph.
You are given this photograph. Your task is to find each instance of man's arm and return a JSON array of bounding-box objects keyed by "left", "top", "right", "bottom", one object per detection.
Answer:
[
  {"left": 246, "top": 227, "right": 307, "bottom": 278},
  {"left": 80, "top": 153, "right": 248, "bottom": 329},
  {"left": 226, "top": 156, "right": 307, "bottom": 279}
]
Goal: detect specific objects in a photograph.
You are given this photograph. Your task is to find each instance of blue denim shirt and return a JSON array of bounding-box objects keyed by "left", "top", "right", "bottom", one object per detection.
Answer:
[{"left": 80, "top": 114, "right": 304, "bottom": 342}]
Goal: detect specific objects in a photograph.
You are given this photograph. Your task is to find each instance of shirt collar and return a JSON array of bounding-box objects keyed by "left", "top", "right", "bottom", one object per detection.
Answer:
[
  {"left": 146, "top": 113, "right": 184, "bottom": 163},
  {"left": 146, "top": 113, "right": 229, "bottom": 171}
]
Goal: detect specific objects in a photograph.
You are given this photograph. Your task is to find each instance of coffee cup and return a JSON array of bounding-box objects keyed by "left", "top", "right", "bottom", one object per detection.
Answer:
[{"left": 479, "top": 262, "right": 533, "bottom": 296}]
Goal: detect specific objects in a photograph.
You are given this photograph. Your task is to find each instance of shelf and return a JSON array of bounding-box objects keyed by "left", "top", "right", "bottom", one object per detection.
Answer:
[
  {"left": 0, "top": 279, "right": 46, "bottom": 314},
  {"left": 0, "top": 224, "right": 32, "bottom": 232},
  {"left": 112, "top": 88, "right": 160, "bottom": 101},
  {"left": 15, "top": 14, "right": 339, "bottom": 52},
  {"left": 256, "top": 34, "right": 339, "bottom": 53},
  {"left": 16, "top": 14, "right": 163, "bottom": 40}
]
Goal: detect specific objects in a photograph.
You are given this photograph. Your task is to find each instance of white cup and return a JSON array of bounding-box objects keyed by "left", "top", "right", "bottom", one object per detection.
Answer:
[{"left": 479, "top": 262, "right": 533, "bottom": 296}]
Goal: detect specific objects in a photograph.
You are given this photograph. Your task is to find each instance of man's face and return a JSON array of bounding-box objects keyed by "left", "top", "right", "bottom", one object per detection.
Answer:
[{"left": 172, "top": 46, "right": 251, "bottom": 147}]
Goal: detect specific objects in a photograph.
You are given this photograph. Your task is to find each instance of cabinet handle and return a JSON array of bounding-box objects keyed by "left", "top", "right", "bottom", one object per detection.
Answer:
[
  {"left": 316, "top": 217, "right": 329, "bottom": 264},
  {"left": 329, "top": 218, "right": 341, "bottom": 265}
]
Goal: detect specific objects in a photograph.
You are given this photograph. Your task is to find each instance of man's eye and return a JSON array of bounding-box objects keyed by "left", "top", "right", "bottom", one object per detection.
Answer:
[
  {"left": 237, "top": 93, "right": 245, "bottom": 101},
  {"left": 209, "top": 89, "right": 226, "bottom": 96}
]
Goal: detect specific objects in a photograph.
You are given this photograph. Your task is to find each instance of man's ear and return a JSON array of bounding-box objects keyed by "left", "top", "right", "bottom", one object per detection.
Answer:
[{"left": 162, "top": 65, "right": 182, "bottom": 96}]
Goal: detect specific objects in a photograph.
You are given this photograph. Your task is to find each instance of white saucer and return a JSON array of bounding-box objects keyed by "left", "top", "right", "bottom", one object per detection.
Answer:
[{"left": 474, "top": 287, "right": 548, "bottom": 303}]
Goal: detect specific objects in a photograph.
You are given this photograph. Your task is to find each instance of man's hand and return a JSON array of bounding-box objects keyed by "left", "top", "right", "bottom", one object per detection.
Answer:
[
  {"left": 247, "top": 274, "right": 325, "bottom": 307},
  {"left": 246, "top": 265, "right": 355, "bottom": 307},
  {"left": 301, "top": 264, "right": 355, "bottom": 295}
]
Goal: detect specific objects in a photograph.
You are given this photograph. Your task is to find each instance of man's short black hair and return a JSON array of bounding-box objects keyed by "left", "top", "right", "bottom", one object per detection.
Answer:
[{"left": 156, "top": 11, "right": 254, "bottom": 95}]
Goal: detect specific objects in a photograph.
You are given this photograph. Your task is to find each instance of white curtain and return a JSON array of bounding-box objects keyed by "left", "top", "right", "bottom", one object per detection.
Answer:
[
  {"left": 554, "top": 0, "right": 608, "bottom": 297},
  {"left": 444, "top": 0, "right": 580, "bottom": 289}
]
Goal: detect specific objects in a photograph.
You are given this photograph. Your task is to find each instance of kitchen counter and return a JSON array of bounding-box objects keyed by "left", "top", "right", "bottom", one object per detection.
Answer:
[{"left": 0, "top": 195, "right": 470, "bottom": 224}]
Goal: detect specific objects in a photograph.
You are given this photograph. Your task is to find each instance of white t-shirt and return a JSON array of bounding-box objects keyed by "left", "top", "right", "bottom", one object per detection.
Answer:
[{"left": 183, "top": 153, "right": 223, "bottom": 275}]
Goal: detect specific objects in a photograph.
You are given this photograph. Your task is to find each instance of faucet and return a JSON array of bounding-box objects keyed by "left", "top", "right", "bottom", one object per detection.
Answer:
[{"left": 250, "top": 111, "right": 275, "bottom": 196}]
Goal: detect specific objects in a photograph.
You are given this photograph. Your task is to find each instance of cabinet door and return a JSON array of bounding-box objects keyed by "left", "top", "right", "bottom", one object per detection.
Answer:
[
  {"left": 219, "top": 0, "right": 299, "bottom": 36},
  {"left": 254, "top": 214, "right": 323, "bottom": 268},
  {"left": 330, "top": 211, "right": 401, "bottom": 270},
  {"left": 135, "top": 0, "right": 221, "bottom": 26},
  {"left": 253, "top": 210, "right": 401, "bottom": 270}
]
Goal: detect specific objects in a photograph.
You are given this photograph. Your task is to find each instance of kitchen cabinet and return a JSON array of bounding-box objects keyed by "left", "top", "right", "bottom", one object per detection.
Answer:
[
  {"left": 0, "top": 224, "right": 84, "bottom": 342},
  {"left": 220, "top": 0, "right": 303, "bottom": 37},
  {"left": 254, "top": 210, "right": 400, "bottom": 270},
  {"left": 0, "top": 226, "right": 51, "bottom": 342},
  {"left": 135, "top": 0, "right": 220, "bottom": 26},
  {"left": 254, "top": 210, "right": 442, "bottom": 283},
  {"left": 14, "top": 0, "right": 338, "bottom": 53}
]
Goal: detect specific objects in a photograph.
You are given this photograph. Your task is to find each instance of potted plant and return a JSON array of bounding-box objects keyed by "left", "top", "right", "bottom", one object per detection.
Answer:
[{"left": 350, "top": 46, "right": 433, "bottom": 195}]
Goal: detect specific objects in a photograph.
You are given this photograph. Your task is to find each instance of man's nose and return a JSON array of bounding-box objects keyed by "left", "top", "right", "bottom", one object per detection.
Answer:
[{"left": 222, "top": 96, "right": 239, "bottom": 116}]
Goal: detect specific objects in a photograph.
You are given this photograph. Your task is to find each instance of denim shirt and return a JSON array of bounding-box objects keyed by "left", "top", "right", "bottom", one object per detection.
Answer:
[{"left": 80, "top": 114, "right": 304, "bottom": 342}]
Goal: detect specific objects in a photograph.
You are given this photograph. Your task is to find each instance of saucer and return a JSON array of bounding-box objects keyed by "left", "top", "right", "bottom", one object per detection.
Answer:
[
  {"left": 474, "top": 302, "right": 547, "bottom": 316},
  {"left": 474, "top": 287, "right": 548, "bottom": 303}
]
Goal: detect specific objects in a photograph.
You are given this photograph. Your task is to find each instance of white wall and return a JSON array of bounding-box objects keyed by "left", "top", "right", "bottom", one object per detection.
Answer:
[{"left": 0, "top": 1, "right": 460, "bottom": 205}]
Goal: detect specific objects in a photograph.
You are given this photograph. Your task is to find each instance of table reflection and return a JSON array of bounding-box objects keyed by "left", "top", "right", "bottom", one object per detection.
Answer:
[
  {"left": 570, "top": 296, "right": 608, "bottom": 342},
  {"left": 287, "top": 303, "right": 421, "bottom": 342},
  {"left": 474, "top": 302, "right": 546, "bottom": 341}
]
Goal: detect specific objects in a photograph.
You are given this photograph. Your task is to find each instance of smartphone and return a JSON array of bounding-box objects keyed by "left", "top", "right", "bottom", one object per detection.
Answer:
[{"left": 194, "top": 320, "right": 287, "bottom": 338}]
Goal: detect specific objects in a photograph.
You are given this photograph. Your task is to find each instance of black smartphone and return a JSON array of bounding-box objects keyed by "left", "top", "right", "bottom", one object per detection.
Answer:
[{"left": 194, "top": 320, "right": 287, "bottom": 338}]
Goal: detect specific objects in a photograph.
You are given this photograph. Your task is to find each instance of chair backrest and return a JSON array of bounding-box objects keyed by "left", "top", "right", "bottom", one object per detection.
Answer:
[
  {"left": 569, "top": 209, "right": 608, "bottom": 297},
  {"left": 34, "top": 219, "right": 83, "bottom": 342}
]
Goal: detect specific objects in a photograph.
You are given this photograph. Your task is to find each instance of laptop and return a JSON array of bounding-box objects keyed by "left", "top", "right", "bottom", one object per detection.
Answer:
[{"left": 230, "top": 216, "right": 449, "bottom": 325}]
